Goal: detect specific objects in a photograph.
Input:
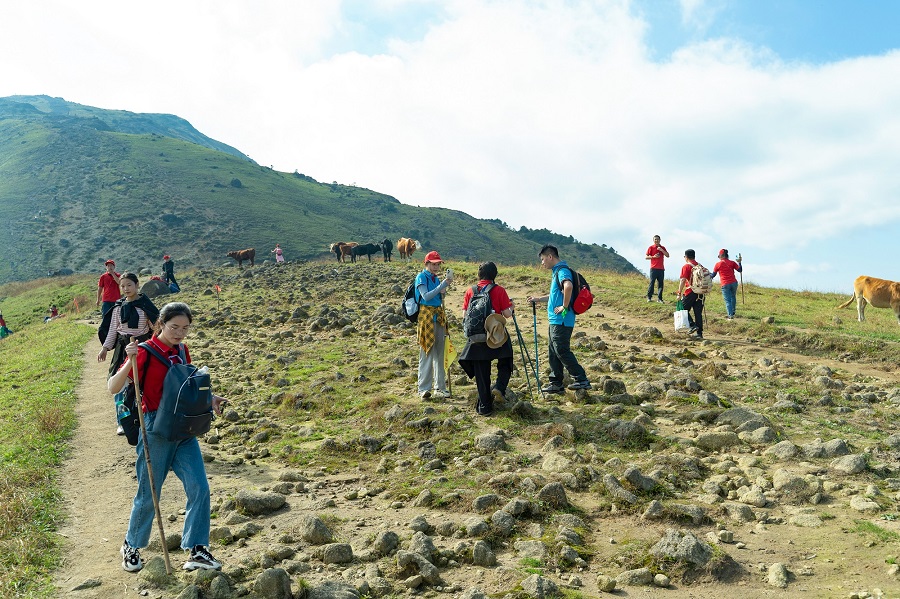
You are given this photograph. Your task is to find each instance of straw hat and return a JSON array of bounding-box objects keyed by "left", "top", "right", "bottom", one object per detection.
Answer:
[{"left": 484, "top": 313, "right": 509, "bottom": 349}]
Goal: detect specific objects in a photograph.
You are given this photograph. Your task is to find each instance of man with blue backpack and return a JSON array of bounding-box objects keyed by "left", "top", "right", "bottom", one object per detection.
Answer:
[{"left": 527, "top": 245, "right": 591, "bottom": 393}]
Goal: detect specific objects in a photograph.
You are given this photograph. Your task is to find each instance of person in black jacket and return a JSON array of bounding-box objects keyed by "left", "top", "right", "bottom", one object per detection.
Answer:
[
  {"left": 162, "top": 255, "right": 178, "bottom": 288},
  {"left": 98, "top": 272, "right": 159, "bottom": 434}
]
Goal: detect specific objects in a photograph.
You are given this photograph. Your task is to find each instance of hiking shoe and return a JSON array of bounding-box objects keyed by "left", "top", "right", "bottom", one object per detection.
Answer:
[
  {"left": 656, "top": 298, "right": 665, "bottom": 303},
  {"left": 491, "top": 388, "right": 505, "bottom": 405},
  {"left": 183, "top": 545, "right": 222, "bottom": 571},
  {"left": 116, "top": 424, "right": 125, "bottom": 436},
  {"left": 567, "top": 380, "right": 592, "bottom": 390},
  {"left": 419, "top": 390, "right": 432, "bottom": 399},
  {"left": 541, "top": 383, "right": 565, "bottom": 394},
  {"left": 121, "top": 540, "right": 143, "bottom": 572},
  {"left": 433, "top": 389, "right": 451, "bottom": 399},
  {"left": 691, "top": 333, "right": 704, "bottom": 340}
]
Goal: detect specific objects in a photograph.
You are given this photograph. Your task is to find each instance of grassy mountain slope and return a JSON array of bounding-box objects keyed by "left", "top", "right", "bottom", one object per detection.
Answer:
[{"left": 0, "top": 96, "right": 638, "bottom": 285}]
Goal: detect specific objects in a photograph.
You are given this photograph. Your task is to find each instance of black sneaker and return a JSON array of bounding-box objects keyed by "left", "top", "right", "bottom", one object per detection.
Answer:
[
  {"left": 541, "top": 383, "right": 565, "bottom": 394},
  {"left": 567, "top": 380, "right": 592, "bottom": 390},
  {"left": 183, "top": 545, "right": 222, "bottom": 571},
  {"left": 121, "top": 540, "right": 143, "bottom": 572}
]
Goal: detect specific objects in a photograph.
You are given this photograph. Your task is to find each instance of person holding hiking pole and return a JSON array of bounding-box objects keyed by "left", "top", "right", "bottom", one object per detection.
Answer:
[
  {"left": 107, "top": 302, "right": 227, "bottom": 573},
  {"left": 526, "top": 245, "right": 591, "bottom": 393},
  {"left": 457, "top": 262, "right": 514, "bottom": 416}
]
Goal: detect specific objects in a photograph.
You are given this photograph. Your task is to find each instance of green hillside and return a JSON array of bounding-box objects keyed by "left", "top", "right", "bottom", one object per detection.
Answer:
[{"left": 0, "top": 95, "right": 639, "bottom": 284}]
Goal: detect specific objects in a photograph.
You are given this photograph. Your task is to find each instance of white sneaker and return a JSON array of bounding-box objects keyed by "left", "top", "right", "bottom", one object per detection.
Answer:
[
  {"left": 121, "top": 541, "right": 143, "bottom": 572},
  {"left": 183, "top": 545, "right": 222, "bottom": 571},
  {"left": 116, "top": 424, "right": 125, "bottom": 436},
  {"left": 433, "top": 389, "right": 451, "bottom": 399},
  {"left": 420, "top": 390, "right": 432, "bottom": 399}
]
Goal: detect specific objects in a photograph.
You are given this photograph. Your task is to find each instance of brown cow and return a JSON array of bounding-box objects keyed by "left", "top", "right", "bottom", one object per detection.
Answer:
[
  {"left": 227, "top": 248, "right": 256, "bottom": 267},
  {"left": 837, "top": 275, "right": 900, "bottom": 324},
  {"left": 396, "top": 238, "right": 421, "bottom": 262},
  {"left": 330, "top": 242, "right": 358, "bottom": 263}
]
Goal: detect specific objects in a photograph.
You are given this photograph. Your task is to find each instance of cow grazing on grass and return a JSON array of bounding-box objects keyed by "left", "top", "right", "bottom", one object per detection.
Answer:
[
  {"left": 381, "top": 238, "right": 393, "bottom": 262},
  {"left": 330, "top": 242, "right": 358, "bottom": 263},
  {"left": 837, "top": 275, "right": 900, "bottom": 324},
  {"left": 351, "top": 243, "right": 382, "bottom": 263},
  {"left": 227, "top": 248, "right": 256, "bottom": 267},
  {"left": 396, "top": 238, "right": 422, "bottom": 262}
]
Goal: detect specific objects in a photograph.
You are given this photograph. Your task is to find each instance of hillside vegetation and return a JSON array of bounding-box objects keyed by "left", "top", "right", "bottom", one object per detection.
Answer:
[
  {"left": 0, "top": 95, "right": 637, "bottom": 286},
  {"left": 3, "top": 262, "right": 900, "bottom": 598}
]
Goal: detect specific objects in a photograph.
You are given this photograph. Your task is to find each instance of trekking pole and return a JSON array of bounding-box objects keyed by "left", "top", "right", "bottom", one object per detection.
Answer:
[
  {"left": 511, "top": 314, "right": 536, "bottom": 400},
  {"left": 130, "top": 337, "right": 172, "bottom": 575},
  {"left": 738, "top": 253, "right": 744, "bottom": 304},
  {"left": 513, "top": 313, "right": 544, "bottom": 400},
  {"left": 531, "top": 302, "right": 541, "bottom": 388}
]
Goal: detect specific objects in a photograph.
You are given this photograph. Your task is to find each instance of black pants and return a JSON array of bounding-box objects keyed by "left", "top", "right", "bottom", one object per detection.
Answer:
[
  {"left": 471, "top": 357, "right": 513, "bottom": 415},
  {"left": 647, "top": 269, "right": 664, "bottom": 300},
  {"left": 683, "top": 291, "right": 704, "bottom": 335},
  {"left": 164, "top": 272, "right": 178, "bottom": 286},
  {"left": 548, "top": 324, "right": 587, "bottom": 385}
]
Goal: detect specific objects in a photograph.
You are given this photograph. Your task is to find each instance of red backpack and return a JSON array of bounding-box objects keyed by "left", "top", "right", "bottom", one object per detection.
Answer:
[{"left": 555, "top": 267, "right": 594, "bottom": 315}]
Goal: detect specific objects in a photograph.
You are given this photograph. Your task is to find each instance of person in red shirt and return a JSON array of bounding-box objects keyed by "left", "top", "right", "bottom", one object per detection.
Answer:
[
  {"left": 645, "top": 234, "right": 669, "bottom": 303},
  {"left": 458, "top": 262, "right": 514, "bottom": 416},
  {"left": 107, "top": 302, "right": 227, "bottom": 574},
  {"left": 97, "top": 259, "right": 122, "bottom": 316},
  {"left": 712, "top": 249, "right": 743, "bottom": 319},
  {"left": 677, "top": 249, "right": 705, "bottom": 340}
]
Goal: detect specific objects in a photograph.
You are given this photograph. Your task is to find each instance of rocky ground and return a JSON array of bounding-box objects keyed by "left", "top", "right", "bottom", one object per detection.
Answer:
[{"left": 54, "top": 260, "right": 900, "bottom": 599}]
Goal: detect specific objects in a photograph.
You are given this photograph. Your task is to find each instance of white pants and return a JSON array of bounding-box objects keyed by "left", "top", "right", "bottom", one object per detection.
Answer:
[{"left": 417, "top": 324, "right": 447, "bottom": 393}]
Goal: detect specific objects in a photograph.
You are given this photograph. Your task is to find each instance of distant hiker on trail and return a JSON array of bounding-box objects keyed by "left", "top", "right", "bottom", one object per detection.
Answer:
[
  {"left": 0, "top": 311, "right": 10, "bottom": 338},
  {"left": 416, "top": 251, "right": 453, "bottom": 400},
  {"left": 712, "top": 249, "right": 743, "bottom": 320},
  {"left": 97, "top": 272, "right": 159, "bottom": 435},
  {"left": 527, "top": 244, "right": 591, "bottom": 393},
  {"left": 645, "top": 234, "right": 669, "bottom": 303},
  {"left": 271, "top": 243, "right": 285, "bottom": 263},
  {"left": 107, "top": 302, "right": 227, "bottom": 574},
  {"left": 162, "top": 255, "right": 178, "bottom": 288},
  {"left": 44, "top": 304, "right": 59, "bottom": 323},
  {"left": 677, "top": 249, "right": 705, "bottom": 340},
  {"left": 97, "top": 259, "right": 122, "bottom": 316},
  {"left": 458, "top": 262, "right": 514, "bottom": 416}
]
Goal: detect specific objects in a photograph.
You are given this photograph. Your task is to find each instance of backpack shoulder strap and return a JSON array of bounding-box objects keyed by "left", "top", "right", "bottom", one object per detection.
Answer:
[{"left": 139, "top": 341, "right": 172, "bottom": 369}]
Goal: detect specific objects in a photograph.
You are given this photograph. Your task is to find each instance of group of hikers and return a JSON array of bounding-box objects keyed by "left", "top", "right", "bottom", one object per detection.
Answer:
[
  {"left": 415, "top": 236, "right": 745, "bottom": 416},
  {"left": 646, "top": 235, "right": 744, "bottom": 340},
  {"left": 95, "top": 255, "right": 226, "bottom": 574},
  {"left": 414, "top": 244, "right": 592, "bottom": 417}
]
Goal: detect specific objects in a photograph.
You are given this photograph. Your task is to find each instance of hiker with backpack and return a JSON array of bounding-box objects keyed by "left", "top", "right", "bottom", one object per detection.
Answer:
[
  {"left": 526, "top": 245, "right": 591, "bottom": 393},
  {"left": 711, "top": 249, "right": 743, "bottom": 320},
  {"left": 98, "top": 272, "right": 160, "bottom": 435},
  {"left": 458, "top": 262, "right": 514, "bottom": 416},
  {"left": 106, "top": 302, "right": 227, "bottom": 574},
  {"left": 677, "top": 249, "right": 710, "bottom": 340},
  {"left": 162, "top": 255, "right": 179, "bottom": 291},
  {"left": 415, "top": 251, "right": 454, "bottom": 399}
]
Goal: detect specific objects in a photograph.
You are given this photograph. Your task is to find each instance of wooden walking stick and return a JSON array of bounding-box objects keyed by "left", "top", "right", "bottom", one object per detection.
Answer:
[
  {"left": 738, "top": 253, "right": 744, "bottom": 304},
  {"left": 130, "top": 337, "right": 172, "bottom": 575}
]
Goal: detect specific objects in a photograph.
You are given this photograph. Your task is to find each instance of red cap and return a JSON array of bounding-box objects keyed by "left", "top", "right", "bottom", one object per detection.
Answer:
[
  {"left": 104, "top": 259, "right": 115, "bottom": 266},
  {"left": 423, "top": 251, "right": 443, "bottom": 263},
  {"left": 718, "top": 249, "right": 728, "bottom": 257},
  {"left": 163, "top": 255, "right": 170, "bottom": 260}
]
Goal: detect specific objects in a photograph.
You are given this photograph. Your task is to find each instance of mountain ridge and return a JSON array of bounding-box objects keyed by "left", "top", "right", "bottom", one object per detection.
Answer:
[{"left": 0, "top": 95, "right": 639, "bottom": 284}]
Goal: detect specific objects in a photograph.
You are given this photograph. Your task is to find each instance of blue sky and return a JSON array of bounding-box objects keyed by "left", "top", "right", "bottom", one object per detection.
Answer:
[{"left": 1, "top": 0, "right": 899, "bottom": 293}]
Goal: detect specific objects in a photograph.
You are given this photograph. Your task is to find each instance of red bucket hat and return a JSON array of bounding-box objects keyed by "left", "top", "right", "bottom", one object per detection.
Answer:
[{"left": 423, "top": 251, "right": 443, "bottom": 263}]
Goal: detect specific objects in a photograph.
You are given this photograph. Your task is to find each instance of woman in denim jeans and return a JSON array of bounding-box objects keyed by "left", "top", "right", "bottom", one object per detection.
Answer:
[
  {"left": 711, "top": 249, "right": 743, "bottom": 320},
  {"left": 107, "top": 302, "right": 227, "bottom": 573}
]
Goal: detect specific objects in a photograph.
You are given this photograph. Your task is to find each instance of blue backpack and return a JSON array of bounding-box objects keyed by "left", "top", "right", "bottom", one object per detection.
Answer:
[{"left": 140, "top": 342, "right": 213, "bottom": 442}]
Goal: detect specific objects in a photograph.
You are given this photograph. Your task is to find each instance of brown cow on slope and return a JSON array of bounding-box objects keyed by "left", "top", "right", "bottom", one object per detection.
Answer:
[
  {"left": 330, "top": 242, "right": 358, "bottom": 263},
  {"left": 396, "top": 238, "right": 422, "bottom": 262},
  {"left": 227, "top": 248, "right": 256, "bottom": 267},
  {"left": 837, "top": 275, "right": 900, "bottom": 324}
]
